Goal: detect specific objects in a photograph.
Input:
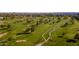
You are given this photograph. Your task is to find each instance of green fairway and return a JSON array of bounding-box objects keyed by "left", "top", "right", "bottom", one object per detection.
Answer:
[{"left": 0, "top": 14, "right": 79, "bottom": 46}]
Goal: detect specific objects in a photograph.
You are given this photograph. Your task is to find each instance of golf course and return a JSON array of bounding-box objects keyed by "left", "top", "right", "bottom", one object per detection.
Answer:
[{"left": 0, "top": 13, "right": 79, "bottom": 46}]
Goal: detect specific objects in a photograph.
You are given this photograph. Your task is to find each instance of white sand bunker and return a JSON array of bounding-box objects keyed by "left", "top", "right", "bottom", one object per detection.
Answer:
[
  {"left": 0, "top": 32, "right": 8, "bottom": 38},
  {"left": 16, "top": 40, "right": 27, "bottom": 43}
]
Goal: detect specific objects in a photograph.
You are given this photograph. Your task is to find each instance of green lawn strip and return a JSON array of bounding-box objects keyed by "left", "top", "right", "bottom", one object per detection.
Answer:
[
  {"left": 43, "top": 19, "right": 73, "bottom": 46},
  {"left": 44, "top": 19, "right": 79, "bottom": 46},
  {"left": 15, "top": 23, "right": 51, "bottom": 46},
  {"left": 63, "top": 20, "right": 79, "bottom": 39}
]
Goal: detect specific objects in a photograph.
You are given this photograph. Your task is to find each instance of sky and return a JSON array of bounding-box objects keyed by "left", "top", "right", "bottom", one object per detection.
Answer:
[{"left": 0, "top": 0, "right": 79, "bottom": 12}]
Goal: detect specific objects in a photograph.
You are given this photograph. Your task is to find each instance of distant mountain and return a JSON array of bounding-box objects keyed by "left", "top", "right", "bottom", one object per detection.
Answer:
[
  {"left": 0, "top": 12, "right": 79, "bottom": 16},
  {"left": 52, "top": 12, "right": 79, "bottom": 16}
]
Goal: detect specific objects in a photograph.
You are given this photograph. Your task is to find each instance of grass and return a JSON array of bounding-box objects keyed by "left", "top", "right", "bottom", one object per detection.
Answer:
[
  {"left": 43, "top": 19, "right": 79, "bottom": 46},
  {"left": 15, "top": 23, "right": 51, "bottom": 46},
  {"left": 0, "top": 16, "right": 79, "bottom": 46}
]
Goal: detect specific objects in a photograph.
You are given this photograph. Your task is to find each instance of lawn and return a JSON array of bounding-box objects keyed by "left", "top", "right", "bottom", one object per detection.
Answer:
[{"left": 0, "top": 15, "right": 79, "bottom": 46}]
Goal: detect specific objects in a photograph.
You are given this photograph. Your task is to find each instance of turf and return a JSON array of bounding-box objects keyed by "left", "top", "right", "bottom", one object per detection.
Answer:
[{"left": 0, "top": 16, "right": 79, "bottom": 46}]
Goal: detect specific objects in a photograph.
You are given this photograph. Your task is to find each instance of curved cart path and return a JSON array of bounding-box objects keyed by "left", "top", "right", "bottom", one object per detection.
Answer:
[{"left": 36, "top": 17, "right": 71, "bottom": 46}]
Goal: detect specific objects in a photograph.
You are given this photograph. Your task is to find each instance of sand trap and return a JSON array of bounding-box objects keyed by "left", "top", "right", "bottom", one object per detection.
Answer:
[
  {"left": 0, "top": 32, "right": 8, "bottom": 38},
  {"left": 16, "top": 40, "right": 27, "bottom": 43}
]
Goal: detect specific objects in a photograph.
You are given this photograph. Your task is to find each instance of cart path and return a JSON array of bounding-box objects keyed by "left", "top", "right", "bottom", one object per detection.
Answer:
[{"left": 36, "top": 17, "right": 71, "bottom": 46}]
